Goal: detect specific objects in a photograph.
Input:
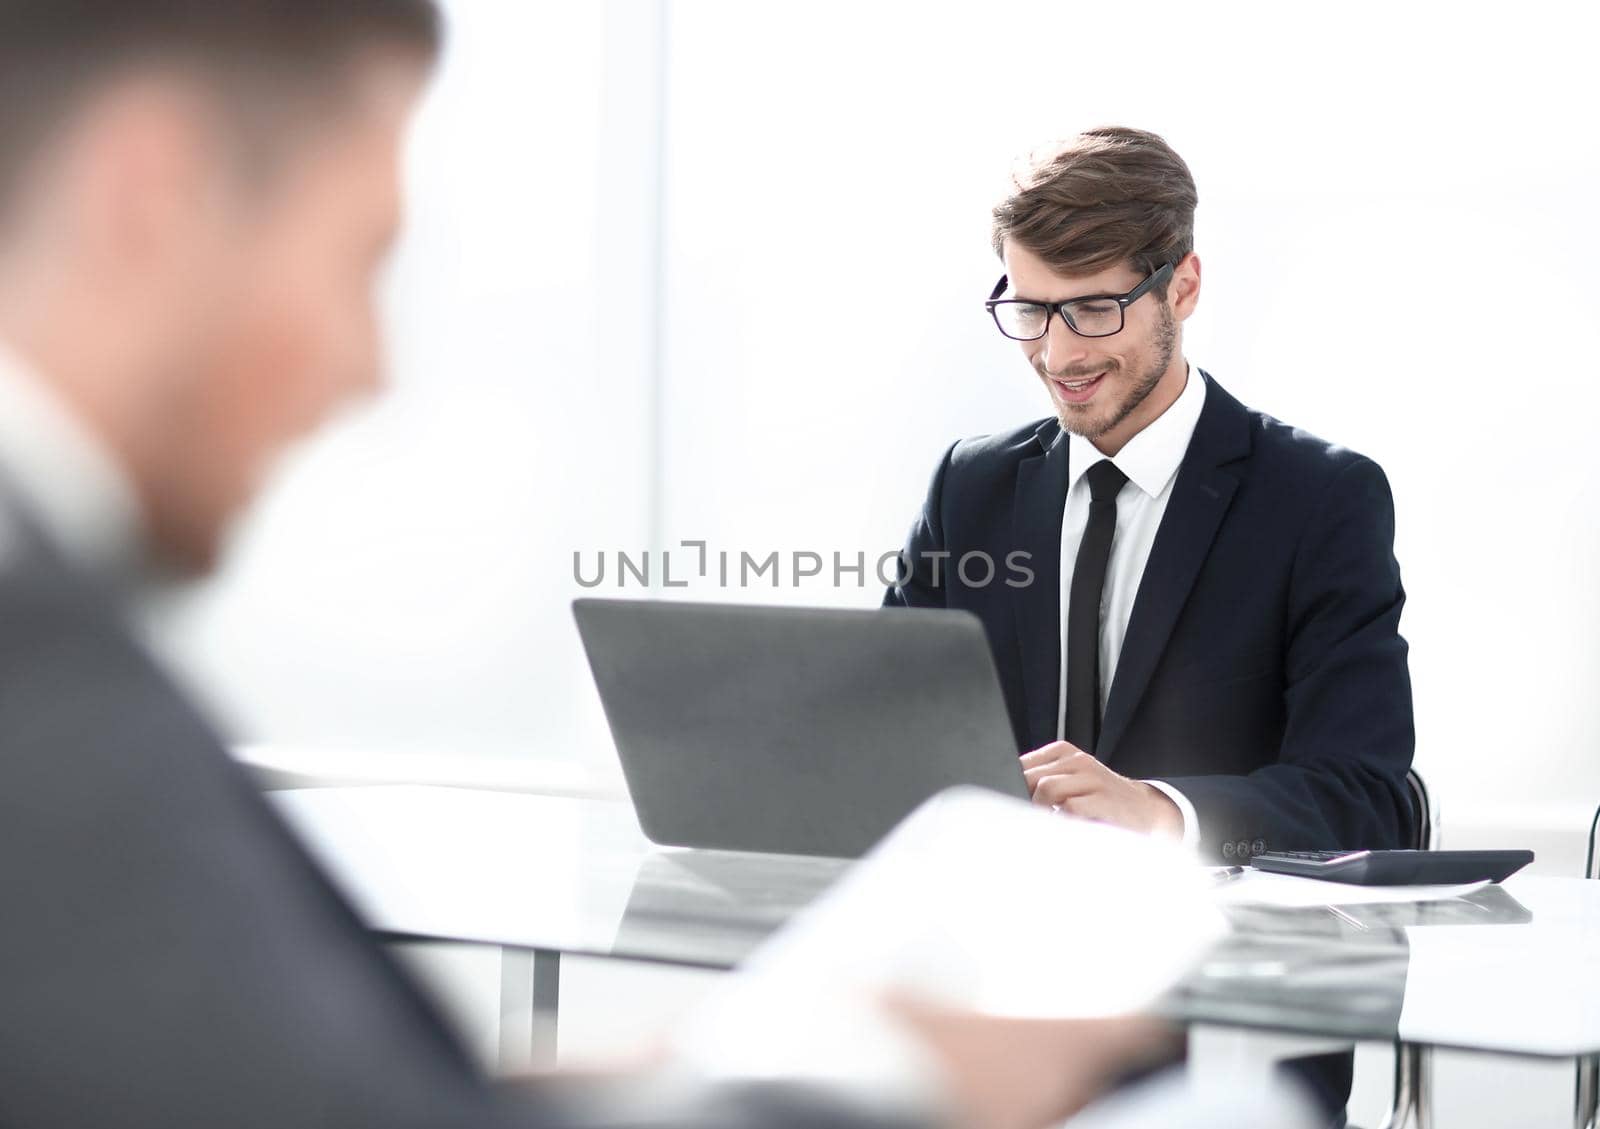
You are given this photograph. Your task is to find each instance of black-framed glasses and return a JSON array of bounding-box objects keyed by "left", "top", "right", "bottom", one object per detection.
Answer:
[{"left": 984, "top": 262, "right": 1174, "bottom": 341}]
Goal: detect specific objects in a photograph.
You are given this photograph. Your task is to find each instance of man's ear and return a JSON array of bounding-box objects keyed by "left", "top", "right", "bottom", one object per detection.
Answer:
[
  {"left": 70, "top": 80, "right": 220, "bottom": 288},
  {"left": 1169, "top": 251, "right": 1201, "bottom": 321}
]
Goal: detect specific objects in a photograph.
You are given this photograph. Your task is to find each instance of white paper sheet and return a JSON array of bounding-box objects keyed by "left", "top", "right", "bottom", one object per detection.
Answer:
[{"left": 734, "top": 787, "right": 1228, "bottom": 1018}]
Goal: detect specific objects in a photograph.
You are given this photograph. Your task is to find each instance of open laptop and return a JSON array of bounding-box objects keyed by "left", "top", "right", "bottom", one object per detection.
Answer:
[{"left": 572, "top": 598, "right": 1028, "bottom": 858}]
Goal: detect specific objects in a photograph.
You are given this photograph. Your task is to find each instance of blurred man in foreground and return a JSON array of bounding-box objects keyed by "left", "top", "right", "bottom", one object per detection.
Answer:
[{"left": 0, "top": 3, "right": 1309, "bottom": 1128}]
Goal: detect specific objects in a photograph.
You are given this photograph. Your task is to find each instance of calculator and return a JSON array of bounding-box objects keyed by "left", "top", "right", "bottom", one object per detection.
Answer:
[{"left": 1248, "top": 848, "right": 1534, "bottom": 886}]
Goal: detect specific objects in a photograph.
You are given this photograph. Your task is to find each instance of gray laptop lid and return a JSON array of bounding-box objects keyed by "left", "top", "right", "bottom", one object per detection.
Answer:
[{"left": 573, "top": 598, "right": 1027, "bottom": 858}]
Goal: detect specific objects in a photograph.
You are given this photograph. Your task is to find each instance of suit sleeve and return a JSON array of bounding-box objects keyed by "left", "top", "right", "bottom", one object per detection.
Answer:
[
  {"left": 882, "top": 441, "right": 960, "bottom": 610},
  {"left": 1152, "top": 456, "right": 1417, "bottom": 858}
]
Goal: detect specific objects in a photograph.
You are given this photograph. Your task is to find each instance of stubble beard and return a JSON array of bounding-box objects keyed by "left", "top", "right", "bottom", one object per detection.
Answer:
[{"left": 1055, "top": 302, "right": 1179, "bottom": 441}]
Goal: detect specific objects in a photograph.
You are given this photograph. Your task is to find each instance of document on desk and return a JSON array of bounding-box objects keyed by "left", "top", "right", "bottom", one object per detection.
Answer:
[
  {"left": 725, "top": 787, "right": 1226, "bottom": 1018},
  {"left": 1210, "top": 870, "right": 1490, "bottom": 908}
]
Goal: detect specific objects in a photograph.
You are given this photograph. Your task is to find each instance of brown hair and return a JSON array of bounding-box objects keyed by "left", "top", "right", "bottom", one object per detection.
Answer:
[
  {"left": 991, "top": 126, "right": 1197, "bottom": 290},
  {"left": 0, "top": 0, "right": 442, "bottom": 209}
]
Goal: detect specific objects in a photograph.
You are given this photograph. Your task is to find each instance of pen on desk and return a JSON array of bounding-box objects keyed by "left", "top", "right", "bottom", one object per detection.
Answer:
[{"left": 1207, "top": 865, "right": 1245, "bottom": 885}]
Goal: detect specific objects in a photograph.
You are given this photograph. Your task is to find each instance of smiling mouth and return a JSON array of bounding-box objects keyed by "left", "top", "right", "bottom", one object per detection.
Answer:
[{"left": 1050, "top": 370, "right": 1108, "bottom": 403}]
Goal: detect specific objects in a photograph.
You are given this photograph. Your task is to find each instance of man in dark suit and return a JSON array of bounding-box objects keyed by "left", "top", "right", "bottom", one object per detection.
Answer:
[
  {"left": 885, "top": 127, "right": 1416, "bottom": 1123},
  {"left": 0, "top": 7, "right": 1224, "bottom": 1129}
]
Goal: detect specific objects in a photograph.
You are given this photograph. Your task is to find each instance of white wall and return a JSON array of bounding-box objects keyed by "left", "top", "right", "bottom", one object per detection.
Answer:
[
  {"left": 153, "top": 0, "right": 656, "bottom": 769},
  {"left": 654, "top": 0, "right": 1600, "bottom": 814}
]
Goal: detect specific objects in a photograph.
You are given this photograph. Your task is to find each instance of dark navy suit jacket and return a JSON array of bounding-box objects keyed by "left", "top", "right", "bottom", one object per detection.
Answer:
[{"left": 884, "top": 371, "right": 1416, "bottom": 863}]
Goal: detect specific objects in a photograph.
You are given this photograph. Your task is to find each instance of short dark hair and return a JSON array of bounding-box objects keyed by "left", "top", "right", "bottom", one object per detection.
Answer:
[
  {"left": 991, "top": 127, "right": 1197, "bottom": 290},
  {"left": 0, "top": 0, "right": 442, "bottom": 207}
]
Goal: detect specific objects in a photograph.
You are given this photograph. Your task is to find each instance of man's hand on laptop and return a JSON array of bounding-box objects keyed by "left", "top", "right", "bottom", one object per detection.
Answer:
[{"left": 1020, "top": 742, "right": 1183, "bottom": 838}]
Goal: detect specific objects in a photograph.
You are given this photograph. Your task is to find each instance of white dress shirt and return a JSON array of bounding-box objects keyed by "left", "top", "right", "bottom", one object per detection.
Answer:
[
  {"left": 0, "top": 338, "right": 143, "bottom": 584},
  {"left": 1056, "top": 363, "right": 1206, "bottom": 847}
]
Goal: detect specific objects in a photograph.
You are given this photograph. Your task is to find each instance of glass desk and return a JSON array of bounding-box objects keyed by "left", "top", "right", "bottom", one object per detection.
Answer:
[
  {"left": 272, "top": 785, "right": 1600, "bottom": 1090},
  {"left": 1167, "top": 882, "right": 1600, "bottom": 1056}
]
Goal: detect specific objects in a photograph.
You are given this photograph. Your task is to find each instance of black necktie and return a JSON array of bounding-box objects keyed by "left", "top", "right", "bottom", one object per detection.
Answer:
[{"left": 1066, "top": 459, "right": 1128, "bottom": 753}]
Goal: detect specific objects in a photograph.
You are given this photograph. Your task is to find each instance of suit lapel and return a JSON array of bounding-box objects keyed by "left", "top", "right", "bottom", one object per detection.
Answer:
[
  {"left": 1011, "top": 421, "right": 1072, "bottom": 751},
  {"left": 1096, "top": 374, "right": 1252, "bottom": 762}
]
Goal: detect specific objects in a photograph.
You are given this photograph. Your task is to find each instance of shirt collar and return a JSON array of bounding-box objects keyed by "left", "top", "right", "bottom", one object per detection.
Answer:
[
  {"left": 0, "top": 338, "right": 145, "bottom": 585},
  {"left": 1066, "top": 362, "right": 1208, "bottom": 499}
]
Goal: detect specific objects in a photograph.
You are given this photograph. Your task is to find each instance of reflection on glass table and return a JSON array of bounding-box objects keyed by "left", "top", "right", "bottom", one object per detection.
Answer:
[
  {"left": 272, "top": 786, "right": 1600, "bottom": 1066},
  {"left": 1167, "top": 879, "right": 1600, "bottom": 1058}
]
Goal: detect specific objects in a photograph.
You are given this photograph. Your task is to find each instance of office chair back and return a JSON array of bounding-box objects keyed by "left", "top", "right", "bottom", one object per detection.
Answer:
[
  {"left": 1581, "top": 804, "right": 1600, "bottom": 1129},
  {"left": 1406, "top": 768, "right": 1436, "bottom": 852},
  {"left": 1587, "top": 803, "right": 1599, "bottom": 882}
]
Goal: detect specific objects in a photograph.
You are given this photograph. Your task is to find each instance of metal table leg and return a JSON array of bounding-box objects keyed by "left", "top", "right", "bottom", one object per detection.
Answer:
[
  {"left": 499, "top": 947, "right": 560, "bottom": 1073},
  {"left": 1377, "top": 1041, "right": 1432, "bottom": 1129},
  {"left": 1576, "top": 1053, "right": 1598, "bottom": 1129}
]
